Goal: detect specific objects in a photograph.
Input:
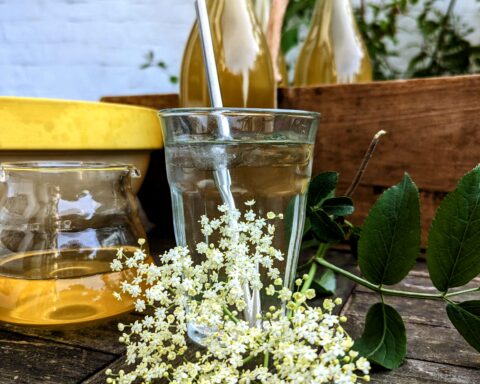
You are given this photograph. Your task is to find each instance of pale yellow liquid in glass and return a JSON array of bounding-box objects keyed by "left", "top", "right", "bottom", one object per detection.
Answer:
[
  {"left": 294, "top": 0, "right": 372, "bottom": 86},
  {"left": 0, "top": 247, "right": 148, "bottom": 328},
  {"left": 180, "top": 0, "right": 277, "bottom": 108}
]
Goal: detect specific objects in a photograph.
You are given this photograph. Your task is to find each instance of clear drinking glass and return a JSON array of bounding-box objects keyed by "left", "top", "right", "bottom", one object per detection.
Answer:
[
  {"left": 159, "top": 108, "right": 319, "bottom": 341},
  {"left": 0, "top": 161, "right": 148, "bottom": 328}
]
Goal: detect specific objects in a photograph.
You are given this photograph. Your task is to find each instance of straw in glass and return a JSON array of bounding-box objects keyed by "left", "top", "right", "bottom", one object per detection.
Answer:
[{"left": 195, "top": 0, "right": 261, "bottom": 325}]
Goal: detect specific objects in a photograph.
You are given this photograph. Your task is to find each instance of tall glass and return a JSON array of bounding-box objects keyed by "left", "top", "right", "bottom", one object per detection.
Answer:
[{"left": 159, "top": 109, "right": 319, "bottom": 341}]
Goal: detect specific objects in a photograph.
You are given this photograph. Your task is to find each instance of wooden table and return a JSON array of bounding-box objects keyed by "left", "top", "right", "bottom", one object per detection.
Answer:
[{"left": 1, "top": 251, "right": 479, "bottom": 383}]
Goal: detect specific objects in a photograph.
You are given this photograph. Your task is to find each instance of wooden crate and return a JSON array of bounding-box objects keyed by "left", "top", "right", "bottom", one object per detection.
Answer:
[{"left": 102, "top": 74, "right": 480, "bottom": 246}]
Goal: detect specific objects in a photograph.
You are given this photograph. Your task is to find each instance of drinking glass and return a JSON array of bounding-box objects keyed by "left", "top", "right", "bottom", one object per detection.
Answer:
[{"left": 159, "top": 108, "right": 319, "bottom": 342}]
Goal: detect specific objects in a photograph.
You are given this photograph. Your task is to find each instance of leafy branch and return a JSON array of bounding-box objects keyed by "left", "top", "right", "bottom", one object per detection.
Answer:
[
  {"left": 298, "top": 135, "right": 480, "bottom": 369},
  {"left": 140, "top": 51, "right": 179, "bottom": 85}
]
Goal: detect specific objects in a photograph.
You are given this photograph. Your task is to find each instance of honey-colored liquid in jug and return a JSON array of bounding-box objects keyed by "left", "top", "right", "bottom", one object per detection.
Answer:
[{"left": 0, "top": 247, "right": 148, "bottom": 328}]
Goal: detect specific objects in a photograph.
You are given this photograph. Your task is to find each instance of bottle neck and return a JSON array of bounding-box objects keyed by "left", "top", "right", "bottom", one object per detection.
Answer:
[
  {"left": 308, "top": 0, "right": 333, "bottom": 42},
  {"left": 253, "top": 0, "right": 271, "bottom": 33}
]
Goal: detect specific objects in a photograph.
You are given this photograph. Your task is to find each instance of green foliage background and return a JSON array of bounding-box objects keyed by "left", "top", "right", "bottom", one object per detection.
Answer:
[{"left": 282, "top": 0, "right": 480, "bottom": 80}]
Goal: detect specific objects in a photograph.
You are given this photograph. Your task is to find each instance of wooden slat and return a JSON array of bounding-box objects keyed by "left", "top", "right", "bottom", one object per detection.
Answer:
[
  {"left": 100, "top": 94, "right": 179, "bottom": 110},
  {"left": 0, "top": 313, "right": 138, "bottom": 354},
  {"left": 345, "top": 304, "right": 480, "bottom": 368},
  {"left": 0, "top": 330, "right": 115, "bottom": 384},
  {"left": 370, "top": 358, "right": 480, "bottom": 384}
]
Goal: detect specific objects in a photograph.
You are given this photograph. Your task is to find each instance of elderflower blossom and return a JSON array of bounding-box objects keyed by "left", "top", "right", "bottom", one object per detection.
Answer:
[{"left": 107, "top": 203, "right": 370, "bottom": 384}]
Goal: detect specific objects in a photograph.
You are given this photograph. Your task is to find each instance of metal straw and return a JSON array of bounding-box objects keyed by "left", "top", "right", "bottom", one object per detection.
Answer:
[
  {"left": 195, "top": 0, "right": 260, "bottom": 325},
  {"left": 195, "top": 0, "right": 235, "bottom": 208},
  {"left": 195, "top": 0, "right": 231, "bottom": 139}
]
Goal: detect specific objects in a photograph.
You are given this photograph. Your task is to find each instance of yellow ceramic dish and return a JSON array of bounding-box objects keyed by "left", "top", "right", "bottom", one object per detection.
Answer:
[
  {"left": 0, "top": 97, "right": 163, "bottom": 150},
  {"left": 0, "top": 97, "right": 163, "bottom": 193}
]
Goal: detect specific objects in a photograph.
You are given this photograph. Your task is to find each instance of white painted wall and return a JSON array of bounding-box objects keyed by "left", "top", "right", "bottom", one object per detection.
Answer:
[{"left": 0, "top": 0, "right": 478, "bottom": 101}]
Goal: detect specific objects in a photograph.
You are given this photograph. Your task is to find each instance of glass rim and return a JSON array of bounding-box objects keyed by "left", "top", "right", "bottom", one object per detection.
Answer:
[
  {"left": 158, "top": 107, "right": 320, "bottom": 120},
  {"left": 0, "top": 161, "right": 136, "bottom": 173}
]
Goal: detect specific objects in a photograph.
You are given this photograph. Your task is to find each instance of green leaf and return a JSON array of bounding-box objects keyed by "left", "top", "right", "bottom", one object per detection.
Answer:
[
  {"left": 281, "top": 26, "right": 299, "bottom": 54},
  {"left": 300, "top": 238, "right": 320, "bottom": 252},
  {"left": 307, "top": 172, "right": 338, "bottom": 210},
  {"left": 355, "top": 303, "right": 407, "bottom": 370},
  {"left": 312, "top": 269, "right": 336, "bottom": 295},
  {"left": 310, "top": 209, "right": 345, "bottom": 243},
  {"left": 427, "top": 165, "right": 480, "bottom": 291},
  {"left": 446, "top": 301, "right": 480, "bottom": 352},
  {"left": 321, "top": 197, "right": 354, "bottom": 217},
  {"left": 358, "top": 173, "right": 420, "bottom": 285}
]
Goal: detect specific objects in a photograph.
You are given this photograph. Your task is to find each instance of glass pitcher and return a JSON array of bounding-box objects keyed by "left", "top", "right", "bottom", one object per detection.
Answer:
[{"left": 0, "top": 162, "right": 148, "bottom": 328}]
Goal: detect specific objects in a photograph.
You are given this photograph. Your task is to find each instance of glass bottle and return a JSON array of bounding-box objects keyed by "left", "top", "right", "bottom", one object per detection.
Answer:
[
  {"left": 253, "top": 0, "right": 289, "bottom": 86},
  {"left": 180, "top": 0, "right": 277, "bottom": 108},
  {"left": 0, "top": 161, "right": 149, "bottom": 328},
  {"left": 294, "top": 0, "right": 372, "bottom": 85}
]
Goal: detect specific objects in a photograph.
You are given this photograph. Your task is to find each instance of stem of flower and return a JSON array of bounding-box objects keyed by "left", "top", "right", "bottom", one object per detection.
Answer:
[
  {"left": 315, "top": 257, "right": 451, "bottom": 301},
  {"left": 345, "top": 130, "right": 386, "bottom": 197},
  {"left": 223, "top": 307, "right": 239, "bottom": 323},
  {"left": 301, "top": 261, "right": 317, "bottom": 294},
  {"left": 300, "top": 243, "right": 330, "bottom": 293},
  {"left": 263, "top": 350, "right": 269, "bottom": 368},
  {"left": 243, "top": 354, "right": 256, "bottom": 365}
]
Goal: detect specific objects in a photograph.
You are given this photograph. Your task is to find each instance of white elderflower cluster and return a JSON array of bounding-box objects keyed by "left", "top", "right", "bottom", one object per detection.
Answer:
[{"left": 107, "top": 203, "right": 370, "bottom": 384}]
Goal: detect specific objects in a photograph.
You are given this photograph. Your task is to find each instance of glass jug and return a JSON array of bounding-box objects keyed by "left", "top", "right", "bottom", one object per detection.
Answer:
[{"left": 0, "top": 162, "right": 148, "bottom": 328}]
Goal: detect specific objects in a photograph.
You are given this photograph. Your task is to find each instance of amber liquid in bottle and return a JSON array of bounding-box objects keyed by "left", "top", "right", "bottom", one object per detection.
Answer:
[
  {"left": 0, "top": 247, "right": 149, "bottom": 328},
  {"left": 180, "top": 0, "right": 276, "bottom": 108},
  {"left": 294, "top": 0, "right": 372, "bottom": 86}
]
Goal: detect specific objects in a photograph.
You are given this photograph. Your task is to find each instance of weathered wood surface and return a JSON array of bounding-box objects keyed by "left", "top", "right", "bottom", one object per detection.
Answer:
[
  {"left": 102, "top": 75, "right": 480, "bottom": 245},
  {"left": 0, "top": 252, "right": 478, "bottom": 383},
  {"left": 0, "top": 329, "right": 115, "bottom": 383}
]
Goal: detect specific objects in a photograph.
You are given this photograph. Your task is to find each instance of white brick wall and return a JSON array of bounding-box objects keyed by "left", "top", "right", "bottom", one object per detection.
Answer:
[{"left": 0, "top": 0, "right": 195, "bottom": 100}]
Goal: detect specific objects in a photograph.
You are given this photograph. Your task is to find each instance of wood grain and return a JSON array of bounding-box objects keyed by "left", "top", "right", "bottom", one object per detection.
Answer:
[
  {"left": 0, "top": 313, "right": 138, "bottom": 354},
  {"left": 0, "top": 330, "right": 115, "bottom": 384},
  {"left": 369, "top": 358, "right": 480, "bottom": 384}
]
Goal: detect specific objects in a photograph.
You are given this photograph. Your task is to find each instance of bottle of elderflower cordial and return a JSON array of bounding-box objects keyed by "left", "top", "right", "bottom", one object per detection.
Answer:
[
  {"left": 294, "top": 0, "right": 372, "bottom": 85},
  {"left": 180, "top": 0, "right": 277, "bottom": 108}
]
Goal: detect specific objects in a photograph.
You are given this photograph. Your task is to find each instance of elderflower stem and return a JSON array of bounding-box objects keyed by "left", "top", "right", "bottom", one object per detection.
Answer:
[
  {"left": 316, "top": 258, "right": 447, "bottom": 300},
  {"left": 242, "top": 354, "right": 256, "bottom": 365},
  {"left": 223, "top": 307, "right": 239, "bottom": 323},
  {"left": 300, "top": 243, "right": 330, "bottom": 293},
  {"left": 263, "top": 350, "right": 269, "bottom": 368}
]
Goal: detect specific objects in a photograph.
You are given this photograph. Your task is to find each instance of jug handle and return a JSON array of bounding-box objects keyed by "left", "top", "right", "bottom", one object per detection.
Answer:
[
  {"left": 128, "top": 165, "right": 141, "bottom": 179},
  {"left": 0, "top": 166, "right": 7, "bottom": 182}
]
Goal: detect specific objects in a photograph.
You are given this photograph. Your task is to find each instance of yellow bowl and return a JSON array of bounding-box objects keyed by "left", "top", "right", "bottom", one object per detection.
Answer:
[{"left": 0, "top": 97, "right": 163, "bottom": 192}]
